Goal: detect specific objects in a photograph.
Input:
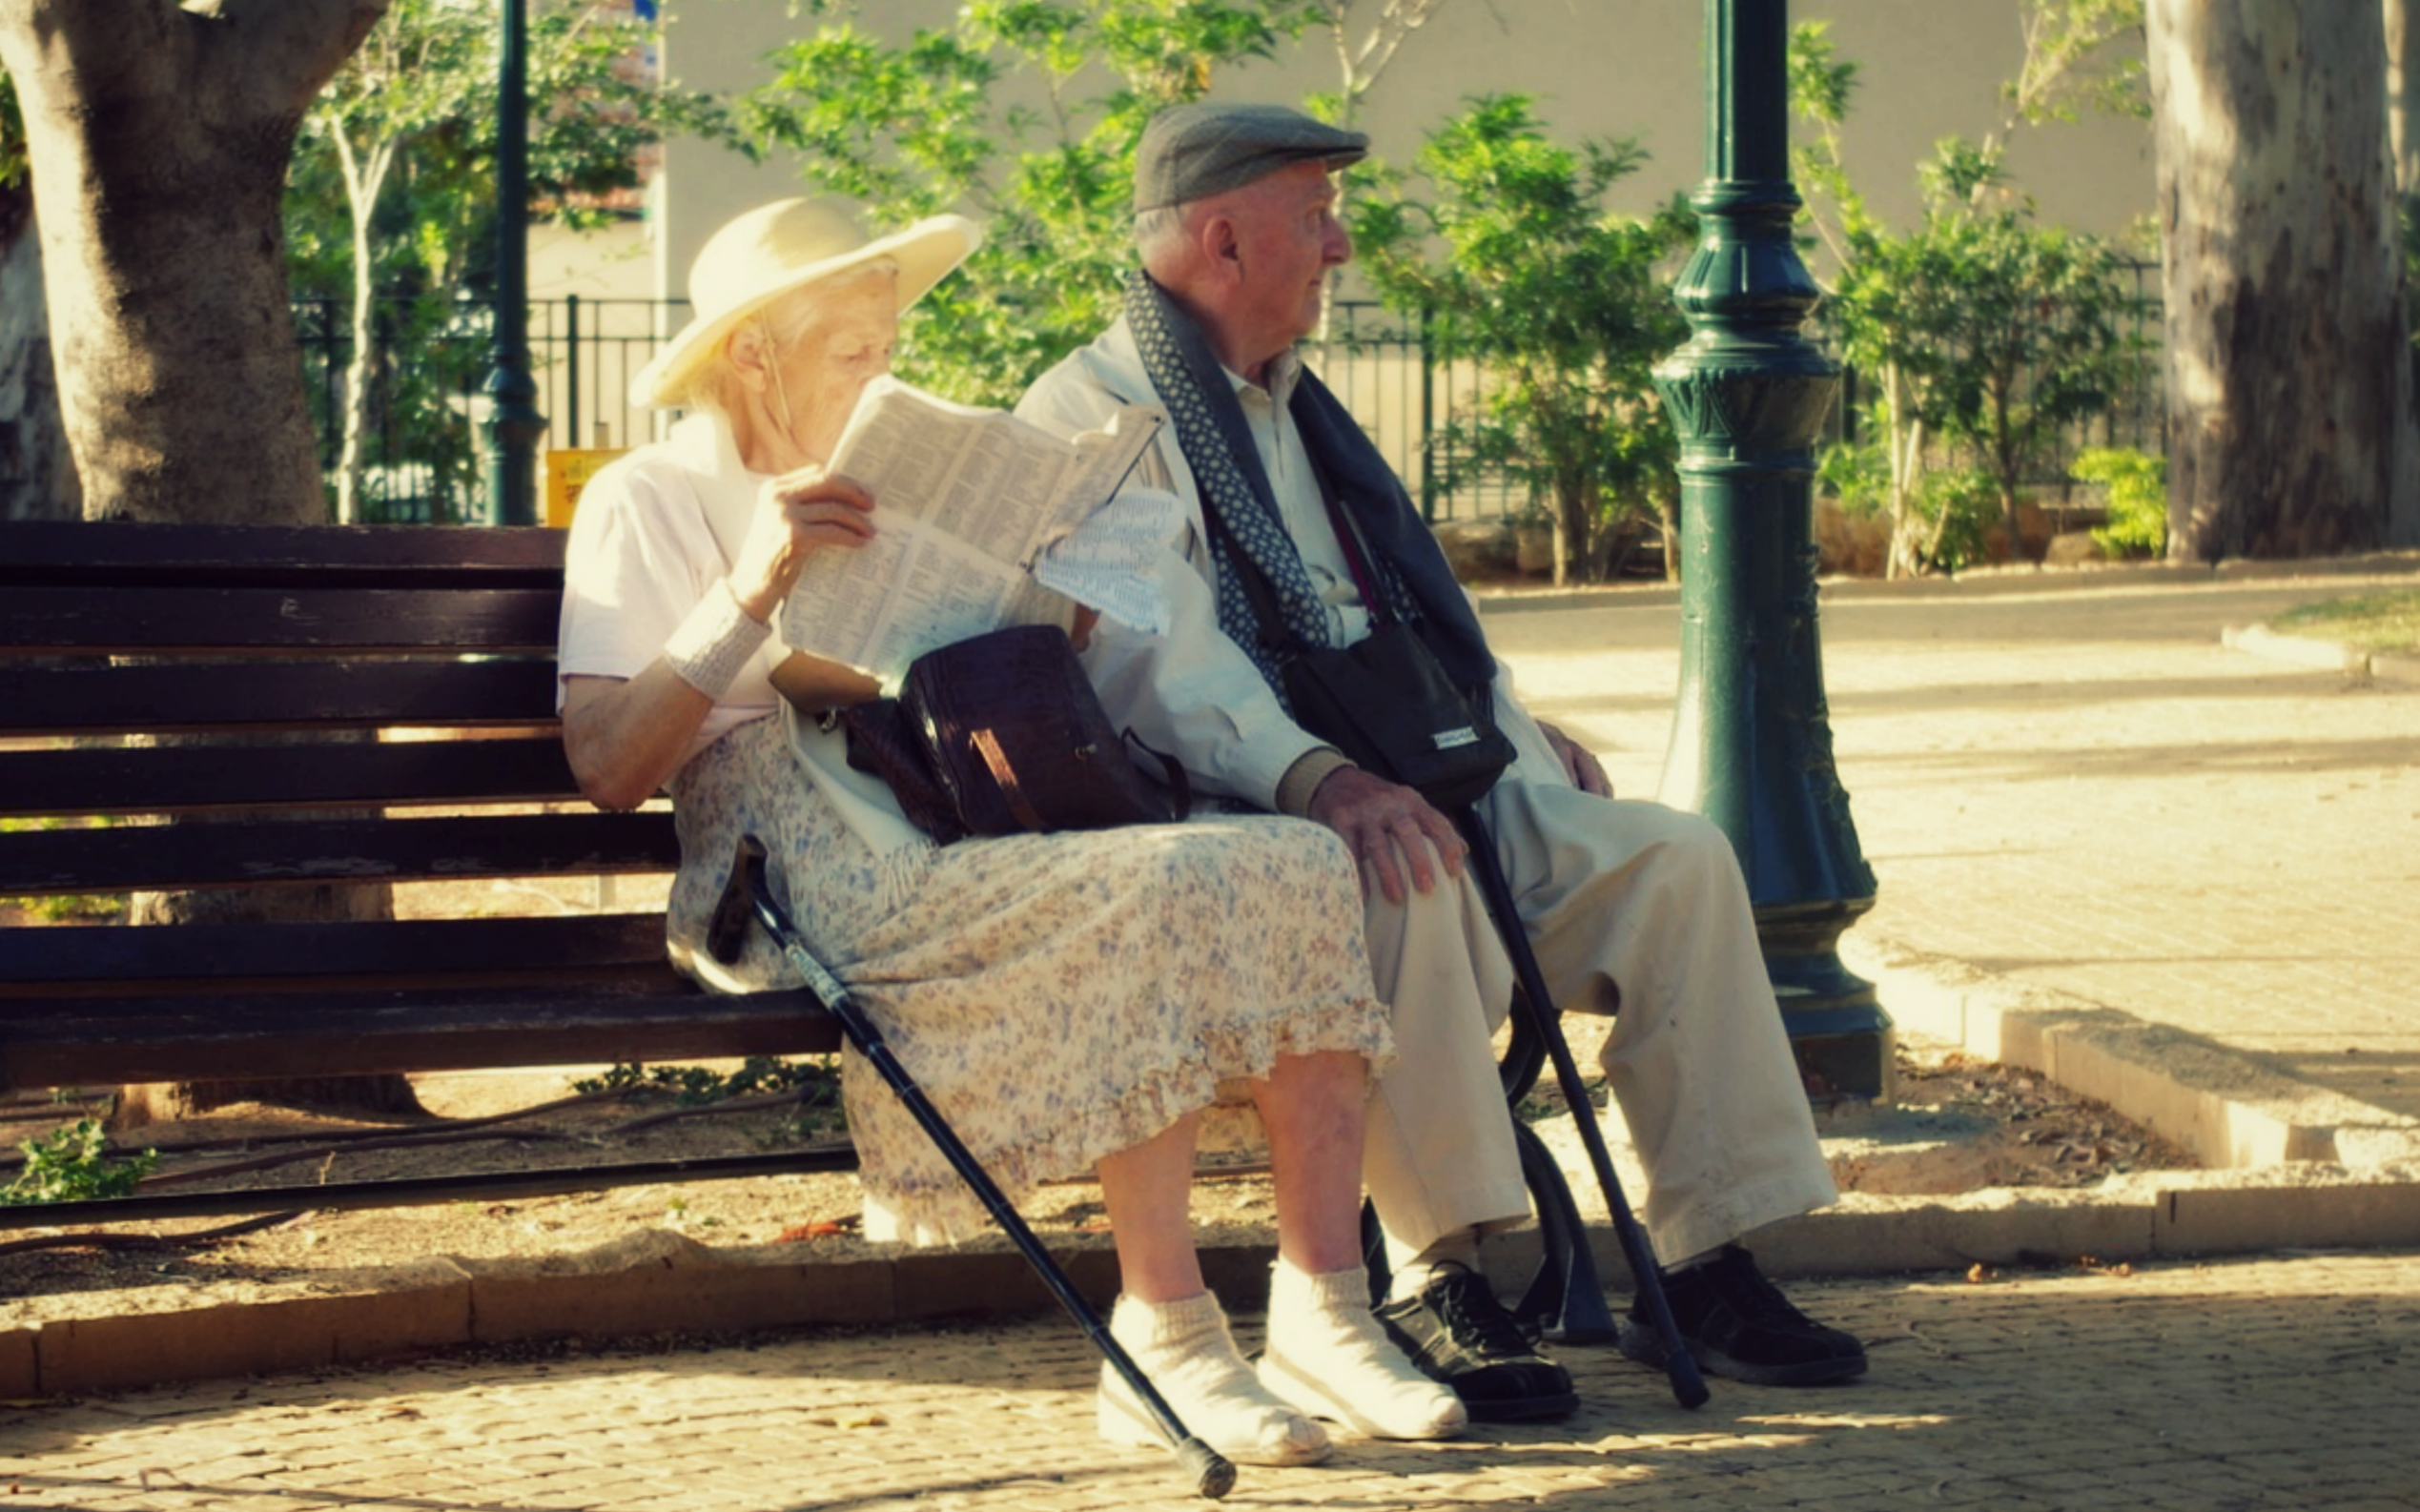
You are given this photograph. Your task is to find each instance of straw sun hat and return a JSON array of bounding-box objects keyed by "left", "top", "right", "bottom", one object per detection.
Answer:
[{"left": 631, "top": 197, "right": 982, "bottom": 409}]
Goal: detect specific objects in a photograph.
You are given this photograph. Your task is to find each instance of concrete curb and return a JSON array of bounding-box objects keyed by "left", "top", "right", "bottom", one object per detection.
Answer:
[
  {"left": 13, "top": 930, "right": 2420, "bottom": 1404},
  {"left": 2221, "top": 622, "right": 2420, "bottom": 684},
  {"left": 1472, "top": 547, "right": 2420, "bottom": 618},
  {"left": 12, "top": 1158, "right": 2416, "bottom": 1400},
  {"left": 1844, "top": 935, "right": 2420, "bottom": 1171}
]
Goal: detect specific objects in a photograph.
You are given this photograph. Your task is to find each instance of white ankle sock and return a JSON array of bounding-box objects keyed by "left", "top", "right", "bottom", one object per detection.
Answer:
[
  {"left": 1260, "top": 1259, "right": 1468, "bottom": 1441},
  {"left": 1098, "top": 1291, "right": 1329, "bottom": 1467},
  {"left": 1384, "top": 1228, "right": 1484, "bottom": 1304}
]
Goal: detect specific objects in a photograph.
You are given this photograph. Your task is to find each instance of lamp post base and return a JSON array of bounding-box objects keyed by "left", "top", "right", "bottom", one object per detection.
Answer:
[{"left": 1760, "top": 897, "right": 1894, "bottom": 1104}]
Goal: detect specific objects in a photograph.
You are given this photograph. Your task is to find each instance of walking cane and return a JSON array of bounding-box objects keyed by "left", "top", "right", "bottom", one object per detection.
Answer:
[
  {"left": 717, "top": 837, "right": 1238, "bottom": 1500},
  {"left": 1446, "top": 809, "right": 1712, "bottom": 1411}
]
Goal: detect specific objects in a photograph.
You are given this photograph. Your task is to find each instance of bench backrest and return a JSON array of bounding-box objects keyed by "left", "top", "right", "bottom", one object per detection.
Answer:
[{"left": 0, "top": 521, "right": 831, "bottom": 1090}]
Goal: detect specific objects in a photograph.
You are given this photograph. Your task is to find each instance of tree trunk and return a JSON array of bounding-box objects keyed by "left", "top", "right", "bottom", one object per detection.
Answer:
[
  {"left": 2147, "top": 0, "right": 2420, "bottom": 559},
  {"left": 0, "top": 0, "right": 380, "bottom": 525},
  {"left": 1654, "top": 484, "right": 1681, "bottom": 583},
  {"left": 0, "top": 0, "right": 420, "bottom": 1123},
  {"left": 2389, "top": 0, "right": 2419, "bottom": 197},
  {"left": 0, "top": 181, "right": 79, "bottom": 521},
  {"left": 1552, "top": 477, "right": 1592, "bottom": 587},
  {"left": 115, "top": 1070, "right": 426, "bottom": 1131},
  {"left": 1882, "top": 364, "right": 1928, "bottom": 578}
]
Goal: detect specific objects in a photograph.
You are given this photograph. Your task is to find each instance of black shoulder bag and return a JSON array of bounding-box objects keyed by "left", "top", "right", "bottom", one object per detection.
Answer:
[
  {"left": 1204, "top": 487, "right": 1513, "bottom": 812},
  {"left": 839, "top": 623, "right": 1190, "bottom": 846}
]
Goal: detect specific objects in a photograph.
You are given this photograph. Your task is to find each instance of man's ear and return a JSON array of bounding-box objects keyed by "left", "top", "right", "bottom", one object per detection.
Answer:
[{"left": 1200, "top": 212, "right": 1244, "bottom": 287}]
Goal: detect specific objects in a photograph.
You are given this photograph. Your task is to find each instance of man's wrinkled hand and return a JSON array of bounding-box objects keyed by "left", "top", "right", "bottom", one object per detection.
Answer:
[
  {"left": 1305, "top": 765, "right": 1466, "bottom": 905},
  {"left": 1537, "top": 719, "right": 1612, "bottom": 798}
]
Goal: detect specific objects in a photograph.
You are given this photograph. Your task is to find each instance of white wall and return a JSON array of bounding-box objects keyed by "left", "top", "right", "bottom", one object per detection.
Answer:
[{"left": 646, "top": 0, "right": 2155, "bottom": 299}]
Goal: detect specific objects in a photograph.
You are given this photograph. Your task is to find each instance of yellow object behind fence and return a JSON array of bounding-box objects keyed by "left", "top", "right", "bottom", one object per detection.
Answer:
[{"left": 545, "top": 448, "right": 627, "bottom": 528}]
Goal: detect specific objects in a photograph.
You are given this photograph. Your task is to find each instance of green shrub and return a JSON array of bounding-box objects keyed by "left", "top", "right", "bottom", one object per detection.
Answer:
[
  {"left": 2077, "top": 446, "right": 2167, "bottom": 558},
  {"left": 1817, "top": 437, "right": 1892, "bottom": 517},
  {"left": 1921, "top": 466, "right": 1998, "bottom": 574}
]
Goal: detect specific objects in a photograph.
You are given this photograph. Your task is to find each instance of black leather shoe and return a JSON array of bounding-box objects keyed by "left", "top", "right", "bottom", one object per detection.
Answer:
[
  {"left": 1376, "top": 1265, "right": 1580, "bottom": 1420},
  {"left": 1620, "top": 1245, "right": 1868, "bottom": 1386}
]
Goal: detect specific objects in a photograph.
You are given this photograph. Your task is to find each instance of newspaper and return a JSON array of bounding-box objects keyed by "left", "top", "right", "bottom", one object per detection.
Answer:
[{"left": 779, "top": 377, "right": 1172, "bottom": 684}]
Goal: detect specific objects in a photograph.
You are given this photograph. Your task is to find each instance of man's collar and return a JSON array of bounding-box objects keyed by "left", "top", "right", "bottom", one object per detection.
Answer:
[{"left": 1224, "top": 348, "right": 1301, "bottom": 408}]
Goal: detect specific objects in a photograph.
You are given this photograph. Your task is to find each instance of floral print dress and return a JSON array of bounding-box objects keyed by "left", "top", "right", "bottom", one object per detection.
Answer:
[{"left": 663, "top": 715, "right": 1393, "bottom": 1245}]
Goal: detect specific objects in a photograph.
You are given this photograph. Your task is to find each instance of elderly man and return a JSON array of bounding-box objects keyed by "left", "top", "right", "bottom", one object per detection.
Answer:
[{"left": 1018, "top": 103, "right": 1868, "bottom": 1418}]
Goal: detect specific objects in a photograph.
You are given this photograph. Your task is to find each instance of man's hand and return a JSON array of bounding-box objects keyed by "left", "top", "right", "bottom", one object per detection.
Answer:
[
  {"left": 1536, "top": 719, "right": 1612, "bottom": 798},
  {"left": 1305, "top": 766, "right": 1466, "bottom": 906},
  {"left": 728, "top": 468, "right": 877, "bottom": 623}
]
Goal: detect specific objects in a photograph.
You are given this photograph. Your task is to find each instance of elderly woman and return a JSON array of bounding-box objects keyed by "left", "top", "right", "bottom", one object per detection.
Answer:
[{"left": 555, "top": 198, "right": 1463, "bottom": 1465}]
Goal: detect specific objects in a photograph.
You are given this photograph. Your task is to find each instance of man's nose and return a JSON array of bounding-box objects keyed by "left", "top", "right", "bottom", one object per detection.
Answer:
[{"left": 1325, "top": 220, "right": 1353, "bottom": 265}]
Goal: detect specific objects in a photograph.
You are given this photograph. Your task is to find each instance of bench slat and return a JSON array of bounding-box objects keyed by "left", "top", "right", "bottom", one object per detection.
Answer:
[
  {"left": 0, "top": 984, "right": 839, "bottom": 1090},
  {"left": 0, "top": 661, "right": 559, "bottom": 736},
  {"left": 0, "top": 521, "right": 564, "bottom": 588},
  {"left": 1, "top": 586, "right": 562, "bottom": 655},
  {"left": 0, "top": 913, "right": 674, "bottom": 987},
  {"left": 0, "top": 737, "right": 582, "bottom": 818},
  {"left": 0, "top": 811, "right": 680, "bottom": 894}
]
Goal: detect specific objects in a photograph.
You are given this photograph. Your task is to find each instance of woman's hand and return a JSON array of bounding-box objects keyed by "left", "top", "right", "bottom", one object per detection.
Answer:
[{"left": 728, "top": 468, "right": 877, "bottom": 623}]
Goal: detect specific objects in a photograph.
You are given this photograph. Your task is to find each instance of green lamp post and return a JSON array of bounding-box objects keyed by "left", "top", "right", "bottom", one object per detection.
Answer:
[
  {"left": 1651, "top": 0, "right": 1892, "bottom": 1101},
  {"left": 482, "top": 0, "right": 545, "bottom": 527}
]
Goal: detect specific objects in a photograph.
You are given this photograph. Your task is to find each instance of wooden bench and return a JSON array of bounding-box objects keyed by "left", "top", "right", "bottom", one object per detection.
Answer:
[{"left": 0, "top": 520, "right": 849, "bottom": 1228}]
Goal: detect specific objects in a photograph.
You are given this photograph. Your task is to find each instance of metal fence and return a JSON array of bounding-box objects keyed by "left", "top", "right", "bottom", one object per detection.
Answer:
[
  {"left": 297, "top": 294, "right": 689, "bottom": 524},
  {"left": 298, "top": 276, "right": 2164, "bottom": 527}
]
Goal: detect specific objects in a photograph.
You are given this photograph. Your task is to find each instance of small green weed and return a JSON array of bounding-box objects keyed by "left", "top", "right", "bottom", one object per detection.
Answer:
[
  {"left": 574, "top": 1056, "right": 848, "bottom": 1136},
  {"left": 2, "top": 1118, "right": 159, "bottom": 1203},
  {"left": 0, "top": 817, "right": 129, "bottom": 922},
  {"left": 2270, "top": 589, "right": 2420, "bottom": 655}
]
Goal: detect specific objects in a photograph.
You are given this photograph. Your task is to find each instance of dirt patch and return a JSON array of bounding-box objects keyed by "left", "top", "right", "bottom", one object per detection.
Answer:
[{"left": 0, "top": 1027, "right": 2200, "bottom": 1330}]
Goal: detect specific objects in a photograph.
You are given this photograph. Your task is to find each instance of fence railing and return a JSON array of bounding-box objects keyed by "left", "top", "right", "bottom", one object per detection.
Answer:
[{"left": 298, "top": 282, "right": 2164, "bottom": 527}]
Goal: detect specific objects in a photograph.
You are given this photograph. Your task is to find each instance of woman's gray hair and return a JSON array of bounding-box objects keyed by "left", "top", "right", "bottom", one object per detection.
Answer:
[{"left": 687, "top": 257, "right": 902, "bottom": 416}]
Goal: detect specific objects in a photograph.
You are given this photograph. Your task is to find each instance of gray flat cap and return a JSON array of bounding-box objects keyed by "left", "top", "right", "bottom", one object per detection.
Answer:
[{"left": 1133, "top": 103, "right": 1368, "bottom": 212}]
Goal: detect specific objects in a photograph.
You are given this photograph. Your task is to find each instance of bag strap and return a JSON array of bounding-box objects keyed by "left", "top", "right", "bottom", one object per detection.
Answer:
[
  {"left": 1305, "top": 452, "right": 1395, "bottom": 628},
  {"left": 1122, "top": 729, "right": 1194, "bottom": 821}
]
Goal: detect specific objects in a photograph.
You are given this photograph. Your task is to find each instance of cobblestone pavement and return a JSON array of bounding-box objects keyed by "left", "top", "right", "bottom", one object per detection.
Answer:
[
  {"left": 1485, "top": 568, "right": 2420, "bottom": 1127},
  {"left": 8, "top": 1251, "right": 2416, "bottom": 1511}
]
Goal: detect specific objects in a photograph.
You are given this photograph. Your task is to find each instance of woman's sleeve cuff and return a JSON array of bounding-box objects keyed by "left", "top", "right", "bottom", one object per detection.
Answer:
[{"left": 662, "top": 579, "right": 771, "bottom": 701}]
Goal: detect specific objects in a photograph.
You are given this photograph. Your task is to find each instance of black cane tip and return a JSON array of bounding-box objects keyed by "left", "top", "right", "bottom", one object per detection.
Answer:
[
  {"left": 1178, "top": 1439, "right": 1236, "bottom": 1500},
  {"left": 1671, "top": 1354, "right": 1712, "bottom": 1410}
]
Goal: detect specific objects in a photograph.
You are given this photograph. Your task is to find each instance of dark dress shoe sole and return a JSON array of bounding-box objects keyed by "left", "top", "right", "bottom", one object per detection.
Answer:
[{"left": 1618, "top": 1323, "right": 1869, "bottom": 1388}]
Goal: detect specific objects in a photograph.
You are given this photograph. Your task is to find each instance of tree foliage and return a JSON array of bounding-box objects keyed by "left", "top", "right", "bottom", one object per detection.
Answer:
[
  {"left": 0, "top": 67, "right": 21, "bottom": 189},
  {"left": 739, "top": 0, "right": 1316, "bottom": 408},
  {"left": 1829, "top": 162, "right": 2140, "bottom": 571},
  {"left": 1795, "top": 19, "right": 2145, "bottom": 576},
  {"left": 1351, "top": 94, "right": 1692, "bottom": 584},
  {"left": 288, "top": 1, "right": 737, "bottom": 522}
]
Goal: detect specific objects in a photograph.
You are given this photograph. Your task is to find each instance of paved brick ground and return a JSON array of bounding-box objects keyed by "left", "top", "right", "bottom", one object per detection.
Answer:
[
  {"left": 1487, "top": 568, "right": 2420, "bottom": 1126},
  {"left": 8, "top": 1251, "right": 2416, "bottom": 1510}
]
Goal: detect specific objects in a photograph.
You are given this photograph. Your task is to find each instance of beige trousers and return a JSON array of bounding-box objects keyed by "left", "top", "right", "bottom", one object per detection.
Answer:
[{"left": 1361, "top": 774, "right": 1838, "bottom": 1269}]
